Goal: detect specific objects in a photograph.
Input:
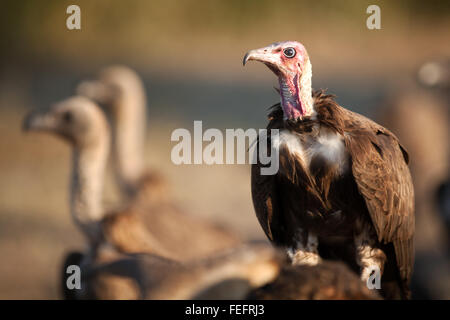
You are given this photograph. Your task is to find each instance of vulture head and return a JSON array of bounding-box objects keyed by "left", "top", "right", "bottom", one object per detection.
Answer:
[
  {"left": 243, "top": 41, "right": 314, "bottom": 120},
  {"left": 76, "top": 65, "right": 145, "bottom": 115},
  {"left": 23, "top": 96, "right": 109, "bottom": 148}
]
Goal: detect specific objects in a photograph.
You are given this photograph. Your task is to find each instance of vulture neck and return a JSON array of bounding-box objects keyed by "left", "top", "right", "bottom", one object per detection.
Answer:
[
  {"left": 278, "top": 59, "right": 315, "bottom": 120},
  {"left": 112, "top": 91, "right": 146, "bottom": 197},
  {"left": 70, "top": 138, "right": 109, "bottom": 246}
]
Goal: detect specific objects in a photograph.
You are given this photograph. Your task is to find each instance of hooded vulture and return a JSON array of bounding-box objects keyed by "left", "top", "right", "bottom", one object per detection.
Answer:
[{"left": 244, "top": 41, "right": 415, "bottom": 299}]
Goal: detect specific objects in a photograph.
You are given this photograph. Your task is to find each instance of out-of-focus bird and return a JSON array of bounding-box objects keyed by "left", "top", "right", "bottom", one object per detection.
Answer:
[
  {"left": 76, "top": 66, "right": 147, "bottom": 198},
  {"left": 75, "top": 243, "right": 284, "bottom": 300},
  {"left": 23, "top": 97, "right": 174, "bottom": 298},
  {"left": 23, "top": 97, "right": 172, "bottom": 256},
  {"left": 77, "top": 66, "right": 240, "bottom": 260},
  {"left": 243, "top": 41, "right": 415, "bottom": 299}
]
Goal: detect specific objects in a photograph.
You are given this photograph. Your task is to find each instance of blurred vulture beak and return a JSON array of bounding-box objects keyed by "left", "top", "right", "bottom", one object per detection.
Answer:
[{"left": 22, "top": 111, "right": 56, "bottom": 132}]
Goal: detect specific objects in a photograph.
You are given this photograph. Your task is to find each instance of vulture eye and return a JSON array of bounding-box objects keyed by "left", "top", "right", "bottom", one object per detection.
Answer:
[
  {"left": 283, "top": 47, "right": 296, "bottom": 58},
  {"left": 62, "top": 111, "right": 73, "bottom": 123}
]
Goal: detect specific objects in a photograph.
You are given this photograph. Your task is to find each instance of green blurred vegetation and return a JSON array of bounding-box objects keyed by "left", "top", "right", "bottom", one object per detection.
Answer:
[{"left": 0, "top": 0, "right": 448, "bottom": 77}]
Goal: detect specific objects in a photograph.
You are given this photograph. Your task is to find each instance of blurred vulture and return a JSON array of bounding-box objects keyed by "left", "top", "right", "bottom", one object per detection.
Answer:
[
  {"left": 23, "top": 97, "right": 174, "bottom": 261},
  {"left": 243, "top": 41, "right": 415, "bottom": 299},
  {"left": 23, "top": 97, "right": 239, "bottom": 299},
  {"left": 77, "top": 66, "right": 240, "bottom": 260}
]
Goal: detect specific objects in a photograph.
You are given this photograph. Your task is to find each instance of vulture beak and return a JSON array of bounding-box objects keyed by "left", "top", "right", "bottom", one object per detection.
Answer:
[
  {"left": 243, "top": 47, "right": 276, "bottom": 66},
  {"left": 243, "top": 52, "right": 251, "bottom": 66},
  {"left": 243, "top": 46, "right": 282, "bottom": 77},
  {"left": 22, "top": 111, "right": 57, "bottom": 133}
]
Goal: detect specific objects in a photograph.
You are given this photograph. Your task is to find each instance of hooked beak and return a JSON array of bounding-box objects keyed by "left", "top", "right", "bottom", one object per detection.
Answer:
[
  {"left": 243, "top": 48, "right": 272, "bottom": 66},
  {"left": 22, "top": 111, "right": 56, "bottom": 133},
  {"left": 243, "top": 46, "right": 283, "bottom": 77}
]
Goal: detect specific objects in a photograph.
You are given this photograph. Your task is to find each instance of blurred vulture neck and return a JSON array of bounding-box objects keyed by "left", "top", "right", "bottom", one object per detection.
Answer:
[
  {"left": 279, "top": 59, "right": 315, "bottom": 120},
  {"left": 112, "top": 90, "right": 146, "bottom": 197},
  {"left": 70, "top": 138, "right": 109, "bottom": 245}
]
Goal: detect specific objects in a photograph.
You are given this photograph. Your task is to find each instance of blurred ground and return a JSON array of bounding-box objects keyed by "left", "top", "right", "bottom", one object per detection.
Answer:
[{"left": 0, "top": 0, "right": 449, "bottom": 299}]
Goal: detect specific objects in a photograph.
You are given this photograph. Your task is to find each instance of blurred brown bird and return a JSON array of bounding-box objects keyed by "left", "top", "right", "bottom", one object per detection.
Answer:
[
  {"left": 75, "top": 243, "right": 283, "bottom": 300},
  {"left": 23, "top": 97, "right": 175, "bottom": 299},
  {"left": 77, "top": 66, "right": 240, "bottom": 260}
]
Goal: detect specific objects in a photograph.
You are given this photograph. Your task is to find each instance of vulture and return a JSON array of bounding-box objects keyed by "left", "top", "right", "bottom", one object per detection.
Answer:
[
  {"left": 76, "top": 66, "right": 240, "bottom": 260},
  {"left": 23, "top": 97, "right": 176, "bottom": 298},
  {"left": 22, "top": 96, "right": 255, "bottom": 300},
  {"left": 243, "top": 41, "right": 415, "bottom": 299},
  {"left": 76, "top": 66, "right": 147, "bottom": 197},
  {"left": 23, "top": 96, "right": 173, "bottom": 258}
]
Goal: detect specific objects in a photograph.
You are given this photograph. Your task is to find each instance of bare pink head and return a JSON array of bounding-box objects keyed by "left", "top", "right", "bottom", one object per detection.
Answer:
[{"left": 244, "top": 41, "right": 314, "bottom": 120}]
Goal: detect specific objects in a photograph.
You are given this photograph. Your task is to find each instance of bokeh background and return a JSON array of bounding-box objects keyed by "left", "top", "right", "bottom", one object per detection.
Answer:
[{"left": 0, "top": 0, "right": 449, "bottom": 299}]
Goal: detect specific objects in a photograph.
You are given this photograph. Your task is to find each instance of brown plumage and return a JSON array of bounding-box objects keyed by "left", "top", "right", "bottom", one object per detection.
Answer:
[
  {"left": 101, "top": 205, "right": 172, "bottom": 257},
  {"left": 252, "top": 91, "right": 414, "bottom": 299},
  {"left": 244, "top": 41, "right": 415, "bottom": 299}
]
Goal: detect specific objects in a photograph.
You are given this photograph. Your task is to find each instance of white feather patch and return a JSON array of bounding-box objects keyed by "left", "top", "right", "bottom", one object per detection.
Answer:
[{"left": 273, "top": 129, "right": 348, "bottom": 174}]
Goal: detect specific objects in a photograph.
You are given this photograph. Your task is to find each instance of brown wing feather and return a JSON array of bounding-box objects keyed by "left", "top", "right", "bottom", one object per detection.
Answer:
[
  {"left": 251, "top": 162, "right": 277, "bottom": 242},
  {"left": 343, "top": 114, "right": 415, "bottom": 288}
]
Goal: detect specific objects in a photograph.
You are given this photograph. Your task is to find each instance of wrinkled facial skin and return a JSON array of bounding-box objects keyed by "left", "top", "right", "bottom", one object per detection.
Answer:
[
  {"left": 243, "top": 41, "right": 308, "bottom": 78},
  {"left": 244, "top": 41, "right": 313, "bottom": 120}
]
